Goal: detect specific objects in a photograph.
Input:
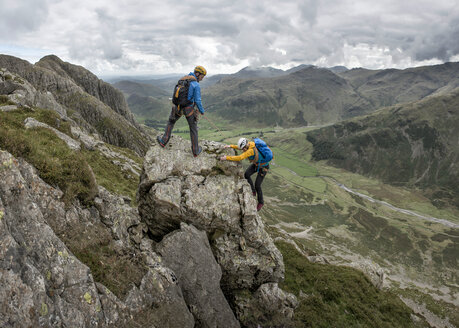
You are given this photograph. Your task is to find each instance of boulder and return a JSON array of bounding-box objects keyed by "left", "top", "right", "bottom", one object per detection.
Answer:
[
  {"left": 138, "top": 136, "right": 284, "bottom": 291},
  {"left": 157, "top": 223, "right": 240, "bottom": 328},
  {"left": 233, "top": 283, "right": 298, "bottom": 328}
]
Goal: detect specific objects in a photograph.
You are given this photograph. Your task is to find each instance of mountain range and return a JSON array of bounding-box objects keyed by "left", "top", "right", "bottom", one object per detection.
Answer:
[{"left": 112, "top": 61, "right": 459, "bottom": 128}]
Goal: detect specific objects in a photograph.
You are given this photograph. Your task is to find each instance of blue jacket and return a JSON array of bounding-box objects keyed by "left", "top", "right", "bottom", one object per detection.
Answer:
[{"left": 187, "top": 72, "right": 205, "bottom": 114}]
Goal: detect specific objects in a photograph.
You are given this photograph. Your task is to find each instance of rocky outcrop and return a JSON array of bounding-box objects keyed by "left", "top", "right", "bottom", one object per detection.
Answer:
[
  {"left": 0, "top": 67, "right": 66, "bottom": 116},
  {"left": 138, "top": 135, "right": 297, "bottom": 326},
  {"left": 1, "top": 55, "right": 297, "bottom": 326},
  {"left": 0, "top": 149, "right": 194, "bottom": 327},
  {"left": 0, "top": 137, "right": 297, "bottom": 326},
  {"left": 233, "top": 283, "right": 298, "bottom": 327},
  {"left": 0, "top": 55, "right": 151, "bottom": 156},
  {"left": 36, "top": 55, "right": 137, "bottom": 127},
  {"left": 157, "top": 223, "right": 240, "bottom": 328}
]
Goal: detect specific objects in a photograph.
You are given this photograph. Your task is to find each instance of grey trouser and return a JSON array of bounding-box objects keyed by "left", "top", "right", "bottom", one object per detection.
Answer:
[{"left": 160, "top": 106, "right": 199, "bottom": 155}]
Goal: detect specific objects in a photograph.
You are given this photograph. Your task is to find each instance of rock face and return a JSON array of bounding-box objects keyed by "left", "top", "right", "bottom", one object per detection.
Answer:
[
  {"left": 0, "top": 137, "right": 297, "bottom": 327},
  {"left": 0, "top": 150, "right": 194, "bottom": 327},
  {"left": 138, "top": 135, "right": 296, "bottom": 326},
  {"left": 0, "top": 55, "right": 151, "bottom": 156},
  {"left": 157, "top": 223, "right": 240, "bottom": 328},
  {"left": 0, "top": 67, "right": 67, "bottom": 116}
]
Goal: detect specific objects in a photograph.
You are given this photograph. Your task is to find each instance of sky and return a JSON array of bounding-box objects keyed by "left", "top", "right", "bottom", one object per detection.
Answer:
[{"left": 1, "top": 0, "right": 459, "bottom": 77}]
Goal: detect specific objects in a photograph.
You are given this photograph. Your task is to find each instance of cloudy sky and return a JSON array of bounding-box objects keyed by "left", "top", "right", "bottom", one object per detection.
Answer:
[{"left": 1, "top": 0, "right": 458, "bottom": 76}]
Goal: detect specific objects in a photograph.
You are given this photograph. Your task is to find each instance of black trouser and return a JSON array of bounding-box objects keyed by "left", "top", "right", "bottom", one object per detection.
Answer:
[
  {"left": 160, "top": 106, "right": 200, "bottom": 155},
  {"left": 244, "top": 164, "right": 269, "bottom": 205}
]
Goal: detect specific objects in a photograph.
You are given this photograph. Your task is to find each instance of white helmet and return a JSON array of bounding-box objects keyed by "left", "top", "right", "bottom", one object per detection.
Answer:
[{"left": 237, "top": 137, "right": 248, "bottom": 149}]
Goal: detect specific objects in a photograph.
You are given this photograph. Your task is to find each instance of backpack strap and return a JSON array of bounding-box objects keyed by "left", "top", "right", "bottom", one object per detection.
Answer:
[{"left": 251, "top": 146, "right": 259, "bottom": 164}]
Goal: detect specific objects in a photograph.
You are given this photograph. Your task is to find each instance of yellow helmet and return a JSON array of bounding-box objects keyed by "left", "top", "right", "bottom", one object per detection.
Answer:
[{"left": 194, "top": 65, "right": 207, "bottom": 76}]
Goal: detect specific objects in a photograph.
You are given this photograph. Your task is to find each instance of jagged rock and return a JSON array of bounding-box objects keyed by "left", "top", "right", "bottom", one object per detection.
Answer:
[
  {"left": 71, "top": 126, "right": 142, "bottom": 177},
  {"left": 124, "top": 267, "right": 194, "bottom": 328},
  {"left": 0, "top": 149, "right": 194, "bottom": 327},
  {"left": 70, "top": 126, "right": 104, "bottom": 150},
  {"left": 157, "top": 222, "right": 240, "bottom": 328},
  {"left": 347, "top": 260, "right": 385, "bottom": 289},
  {"left": 138, "top": 136, "right": 295, "bottom": 324},
  {"left": 0, "top": 55, "right": 151, "bottom": 156},
  {"left": 0, "top": 150, "right": 104, "bottom": 327},
  {"left": 94, "top": 186, "right": 146, "bottom": 245},
  {"left": 0, "top": 68, "right": 67, "bottom": 116},
  {"left": 138, "top": 136, "right": 284, "bottom": 291},
  {"left": 37, "top": 55, "right": 138, "bottom": 127},
  {"left": 233, "top": 283, "right": 298, "bottom": 328},
  {"left": 24, "top": 117, "right": 81, "bottom": 150}
]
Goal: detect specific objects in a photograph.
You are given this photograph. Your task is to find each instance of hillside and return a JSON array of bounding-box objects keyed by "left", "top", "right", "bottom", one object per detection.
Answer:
[
  {"left": 202, "top": 62, "right": 459, "bottom": 128},
  {"left": 112, "top": 79, "right": 171, "bottom": 127},
  {"left": 339, "top": 62, "right": 459, "bottom": 109},
  {"left": 0, "top": 54, "right": 151, "bottom": 155},
  {"left": 113, "top": 80, "right": 170, "bottom": 98},
  {"left": 204, "top": 66, "right": 370, "bottom": 127},
  {"left": 306, "top": 87, "right": 459, "bottom": 209}
]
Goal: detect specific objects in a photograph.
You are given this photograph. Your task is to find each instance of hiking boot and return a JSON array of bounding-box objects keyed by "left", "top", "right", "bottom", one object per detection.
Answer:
[
  {"left": 252, "top": 191, "right": 256, "bottom": 197},
  {"left": 257, "top": 203, "right": 264, "bottom": 211},
  {"left": 193, "top": 146, "right": 202, "bottom": 157},
  {"left": 157, "top": 136, "right": 166, "bottom": 148}
]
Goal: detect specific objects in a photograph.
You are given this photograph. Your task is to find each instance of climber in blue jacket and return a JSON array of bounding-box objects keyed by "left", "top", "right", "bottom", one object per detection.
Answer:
[{"left": 157, "top": 65, "right": 207, "bottom": 157}]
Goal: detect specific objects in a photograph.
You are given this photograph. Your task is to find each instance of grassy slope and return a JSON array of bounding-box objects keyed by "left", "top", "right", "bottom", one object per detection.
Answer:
[
  {"left": 0, "top": 105, "right": 145, "bottom": 299},
  {"left": 276, "top": 241, "right": 420, "bottom": 328}
]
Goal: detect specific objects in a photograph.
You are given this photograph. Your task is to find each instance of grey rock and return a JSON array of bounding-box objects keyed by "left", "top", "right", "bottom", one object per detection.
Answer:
[
  {"left": 0, "top": 54, "right": 151, "bottom": 156},
  {"left": 138, "top": 136, "right": 294, "bottom": 324},
  {"left": 0, "top": 149, "right": 194, "bottom": 327},
  {"left": 347, "top": 260, "right": 385, "bottom": 289},
  {"left": 71, "top": 126, "right": 142, "bottom": 177},
  {"left": 0, "top": 105, "right": 18, "bottom": 111},
  {"left": 157, "top": 223, "right": 240, "bottom": 328},
  {"left": 138, "top": 136, "right": 284, "bottom": 291},
  {"left": 234, "top": 283, "right": 298, "bottom": 328},
  {"left": 0, "top": 150, "right": 104, "bottom": 327},
  {"left": 71, "top": 126, "right": 104, "bottom": 150}
]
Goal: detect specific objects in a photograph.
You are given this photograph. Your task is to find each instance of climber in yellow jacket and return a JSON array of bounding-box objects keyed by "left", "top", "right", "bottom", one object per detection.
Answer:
[{"left": 219, "top": 138, "right": 270, "bottom": 211}]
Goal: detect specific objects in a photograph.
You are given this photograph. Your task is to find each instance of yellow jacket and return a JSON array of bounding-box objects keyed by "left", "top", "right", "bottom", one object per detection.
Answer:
[{"left": 226, "top": 141, "right": 256, "bottom": 161}]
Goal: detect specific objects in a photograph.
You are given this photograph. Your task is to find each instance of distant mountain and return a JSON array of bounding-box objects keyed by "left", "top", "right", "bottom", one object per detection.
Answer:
[
  {"left": 113, "top": 80, "right": 169, "bottom": 98},
  {"left": 339, "top": 62, "right": 459, "bottom": 107},
  {"left": 232, "top": 66, "right": 286, "bottom": 79},
  {"left": 307, "top": 88, "right": 459, "bottom": 208},
  {"left": 204, "top": 66, "right": 371, "bottom": 126},
  {"left": 327, "top": 66, "right": 348, "bottom": 73},
  {"left": 203, "top": 62, "right": 459, "bottom": 127}
]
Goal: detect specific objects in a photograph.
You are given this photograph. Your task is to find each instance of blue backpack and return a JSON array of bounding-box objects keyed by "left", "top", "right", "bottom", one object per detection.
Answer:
[{"left": 253, "top": 138, "right": 273, "bottom": 163}]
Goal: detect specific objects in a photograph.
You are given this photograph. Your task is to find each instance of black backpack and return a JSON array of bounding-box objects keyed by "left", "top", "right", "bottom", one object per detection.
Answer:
[{"left": 172, "top": 75, "right": 197, "bottom": 108}]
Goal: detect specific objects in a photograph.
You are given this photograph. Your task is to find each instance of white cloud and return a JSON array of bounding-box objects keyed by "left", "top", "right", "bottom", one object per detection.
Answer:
[{"left": 0, "top": 0, "right": 458, "bottom": 75}]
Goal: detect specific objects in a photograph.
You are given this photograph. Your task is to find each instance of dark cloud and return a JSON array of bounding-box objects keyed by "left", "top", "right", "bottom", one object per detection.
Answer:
[{"left": 1, "top": 0, "right": 459, "bottom": 74}]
